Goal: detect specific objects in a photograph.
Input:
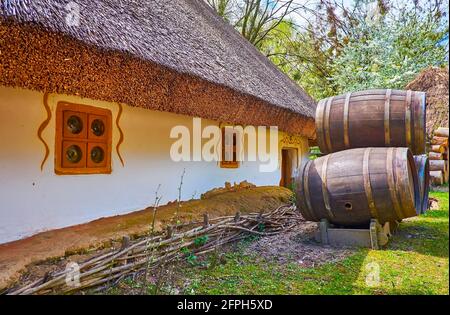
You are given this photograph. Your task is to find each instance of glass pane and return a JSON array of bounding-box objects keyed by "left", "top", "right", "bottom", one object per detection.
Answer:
[
  {"left": 90, "top": 146, "right": 105, "bottom": 163},
  {"left": 66, "top": 145, "right": 83, "bottom": 163},
  {"left": 67, "top": 115, "right": 83, "bottom": 134},
  {"left": 91, "top": 119, "right": 105, "bottom": 137}
]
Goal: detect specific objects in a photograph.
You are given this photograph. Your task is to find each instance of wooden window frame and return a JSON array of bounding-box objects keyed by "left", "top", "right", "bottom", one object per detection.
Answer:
[
  {"left": 220, "top": 126, "right": 239, "bottom": 169},
  {"left": 55, "top": 101, "right": 112, "bottom": 175}
]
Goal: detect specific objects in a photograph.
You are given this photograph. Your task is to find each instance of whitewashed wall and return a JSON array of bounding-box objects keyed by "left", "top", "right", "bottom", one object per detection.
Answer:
[{"left": 0, "top": 86, "right": 309, "bottom": 244}]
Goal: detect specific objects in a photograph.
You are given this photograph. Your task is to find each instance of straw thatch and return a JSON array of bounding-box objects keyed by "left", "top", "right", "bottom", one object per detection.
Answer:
[
  {"left": 406, "top": 67, "right": 449, "bottom": 140},
  {"left": 0, "top": 0, "right": 316, "bottom": 137}
]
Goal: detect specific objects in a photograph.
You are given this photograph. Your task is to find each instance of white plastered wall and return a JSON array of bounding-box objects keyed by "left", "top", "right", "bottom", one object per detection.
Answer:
[{"left": 0, "top": 86, "right": 309, "bottom": 243}]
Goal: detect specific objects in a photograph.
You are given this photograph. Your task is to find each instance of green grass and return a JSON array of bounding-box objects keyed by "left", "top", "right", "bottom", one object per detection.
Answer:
[{"left": 180, "top": 191, "right": 449, "bottom": 295}]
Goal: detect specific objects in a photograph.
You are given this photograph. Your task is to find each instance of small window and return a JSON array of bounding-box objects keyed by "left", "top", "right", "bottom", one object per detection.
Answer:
[
  {"left": 220, "top": 127, "right": 239, "bottom": 168},
  {"left": 55, "top": 102, "right": 112, "bottom": 174}
]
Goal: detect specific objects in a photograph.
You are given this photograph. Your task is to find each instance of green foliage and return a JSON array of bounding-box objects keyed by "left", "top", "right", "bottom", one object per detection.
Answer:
[
  {"left": 181, "top": 247, "right": 198, "bottom": 266},
  {"left": 331, "top": 10, "right": 449, "bottom": 93},
  {"left": 208, "top": 1, "right": 449, "bottom": 100},
  {"left": 257, "top": 223, "right": 265, "bottom": 232},
  {"left": 194, "top": 235, "right": 209, "bottom": 247},
  {"left": 308, "top": 146, "right": 322, "bottom": 160}
]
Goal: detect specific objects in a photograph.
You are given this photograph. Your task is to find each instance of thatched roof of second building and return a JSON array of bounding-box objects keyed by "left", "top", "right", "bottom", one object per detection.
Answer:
[{"left": 0, "top": 0, "right": 316, "bottom": 137}]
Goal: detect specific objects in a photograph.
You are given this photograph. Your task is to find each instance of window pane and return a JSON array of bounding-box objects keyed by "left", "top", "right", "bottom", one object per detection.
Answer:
[
  {"left": 66, "top": 145, "right": 83, "bottom": 163},
  {"left": 67, "top": 115, "right": 83, "bottom": 134},
  {"left": 91, "top": 119, "right": 105, "bottom": 137},
  {"left": 90, "top": 146, "right": 105, "bottom": 163},
  {"left": 87, "top": 142, "right": 108, "bottom": 168},
  {"left": 63, "top": 110, "right": 87, "bottom": 139}
]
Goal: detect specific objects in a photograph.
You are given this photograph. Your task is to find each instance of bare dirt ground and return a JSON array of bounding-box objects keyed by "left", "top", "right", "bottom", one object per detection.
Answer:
[{"left": 244, "top": 222, "right": 353, "bottom": 268}]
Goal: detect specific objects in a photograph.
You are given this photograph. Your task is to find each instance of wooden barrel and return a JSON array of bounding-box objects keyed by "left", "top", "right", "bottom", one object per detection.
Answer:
[
  {"left": 413, "top": 155, "right": 430, "bottom": 214},
  {"left": 295, "top": 147, "right": 420, "bottom": 226},
  {"left": 316, "top": 89, "right": 426, "bottom": 155}
]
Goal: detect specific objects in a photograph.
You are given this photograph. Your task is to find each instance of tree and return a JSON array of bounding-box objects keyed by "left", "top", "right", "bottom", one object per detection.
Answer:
[
  {"left": 331, "top": 3, "right": 449, "bottom": 93},
  {"left": 206, "top": 0, "right": 449, "bottom": 100},
  {"left": 207, "top": 0, "right": 302, "bottom": 48},
  {"left": 206, "top": 0, "right": 233, "bottom": 22}
]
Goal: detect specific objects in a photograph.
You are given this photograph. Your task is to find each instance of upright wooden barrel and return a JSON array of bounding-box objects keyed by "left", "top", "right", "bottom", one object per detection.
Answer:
[
  {"left": 316, "top": 89, "right": 426, "bottom": 155},
  {"left": 413, "top": 155, "right": 430, "bottom": 214},
  {"left": 295, "top": 147, "right": 420, "bottom": 226}
]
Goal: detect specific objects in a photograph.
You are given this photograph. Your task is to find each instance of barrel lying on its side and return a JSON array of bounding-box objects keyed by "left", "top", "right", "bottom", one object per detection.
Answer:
[
  {"left": 316, "top": 89, "right": 426, "bottom": 155},
  {"left": 295, "top": 147, "right": 420, "bottom": 226},
  {"left": 413, "top": 155, "right": 430, "bottom": 214}
]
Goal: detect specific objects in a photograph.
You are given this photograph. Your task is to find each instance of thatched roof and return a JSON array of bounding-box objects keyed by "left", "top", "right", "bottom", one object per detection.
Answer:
[
  {"left": 406, "top": 67, "right": 449, "bottom": 139},
  {"left": 0, "top": 0, "right": 316, "bottom": 137}
]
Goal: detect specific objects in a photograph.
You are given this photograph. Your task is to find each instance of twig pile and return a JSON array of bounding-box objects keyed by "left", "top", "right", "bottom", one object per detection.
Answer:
[{"left": 7, "top": 204, "right": 301, "bottom": 295}]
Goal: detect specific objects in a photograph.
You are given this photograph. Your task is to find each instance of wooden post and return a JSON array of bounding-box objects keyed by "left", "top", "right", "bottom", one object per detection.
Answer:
[
  {"left": 120, "top": 236, "right": 131, "bottom": 265},
  {"left": 120, "top": 235, "right": 130, "bottom": 251},
  {"left": 234, "top": 211, "right": 241, "bottom": 223},
  {"left": 203, "top": 213, "right": 209, "bottom": 229},
  {"left": 166, "top": 225, "right": 173, "bottom": 239}
]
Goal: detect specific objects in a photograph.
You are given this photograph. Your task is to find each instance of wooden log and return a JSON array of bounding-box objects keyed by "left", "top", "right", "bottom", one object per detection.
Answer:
[
  {"left": 429, "top": 152, "right": 443, "bottom": 160},
  {"left": 315, "top": 89, "right": 426, "bottom": 155},
  {"left": 430, "top": 171, "right": 444, "bottom": 186},
  {"left": 430, "top": 160, "right": 447, "bottom": 172},
  {"left": 295, "top": 147, "right": 420, "bottom": 226},
  {"left": 431, "top": 144, "right": 445, "bottom": 153},
  {"left": 434, "top": 127, "right": 449, "bottom": 138},
  {"left": 431, "top": 136, "right": 448, "bottom": 146}
]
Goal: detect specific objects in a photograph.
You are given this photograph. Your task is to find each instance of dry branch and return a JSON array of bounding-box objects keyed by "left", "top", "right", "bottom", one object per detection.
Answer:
[{"left": 6, "top": 204, "right": 302, "bottom": 295}]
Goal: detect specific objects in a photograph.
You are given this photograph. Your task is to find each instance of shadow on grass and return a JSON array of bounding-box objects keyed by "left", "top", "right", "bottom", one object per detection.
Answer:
[{"left": 387, "top": 211, "right": 449, "bottom": 258}]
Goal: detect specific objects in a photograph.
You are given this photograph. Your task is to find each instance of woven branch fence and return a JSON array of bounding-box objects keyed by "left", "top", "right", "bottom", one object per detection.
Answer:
[{"left": 7, "top": 204, "right": 301, "bottom": 295}]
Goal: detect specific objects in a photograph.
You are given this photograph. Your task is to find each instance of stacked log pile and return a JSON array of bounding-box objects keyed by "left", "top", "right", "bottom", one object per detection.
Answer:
[
  {"left": 429, "top": 127, "right": 449, "bottom": 185},
  {"left": 296, "top": 89, "right": 429, "bottom": 227}
]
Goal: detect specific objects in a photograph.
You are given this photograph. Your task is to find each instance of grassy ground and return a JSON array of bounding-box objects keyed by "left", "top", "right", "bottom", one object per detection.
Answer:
[
  {"left": 106, "top": 190, "right": 449, "bottom": 295},
  {"left": 182, "top": 191, "right": 449, "bottom": 295}
]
